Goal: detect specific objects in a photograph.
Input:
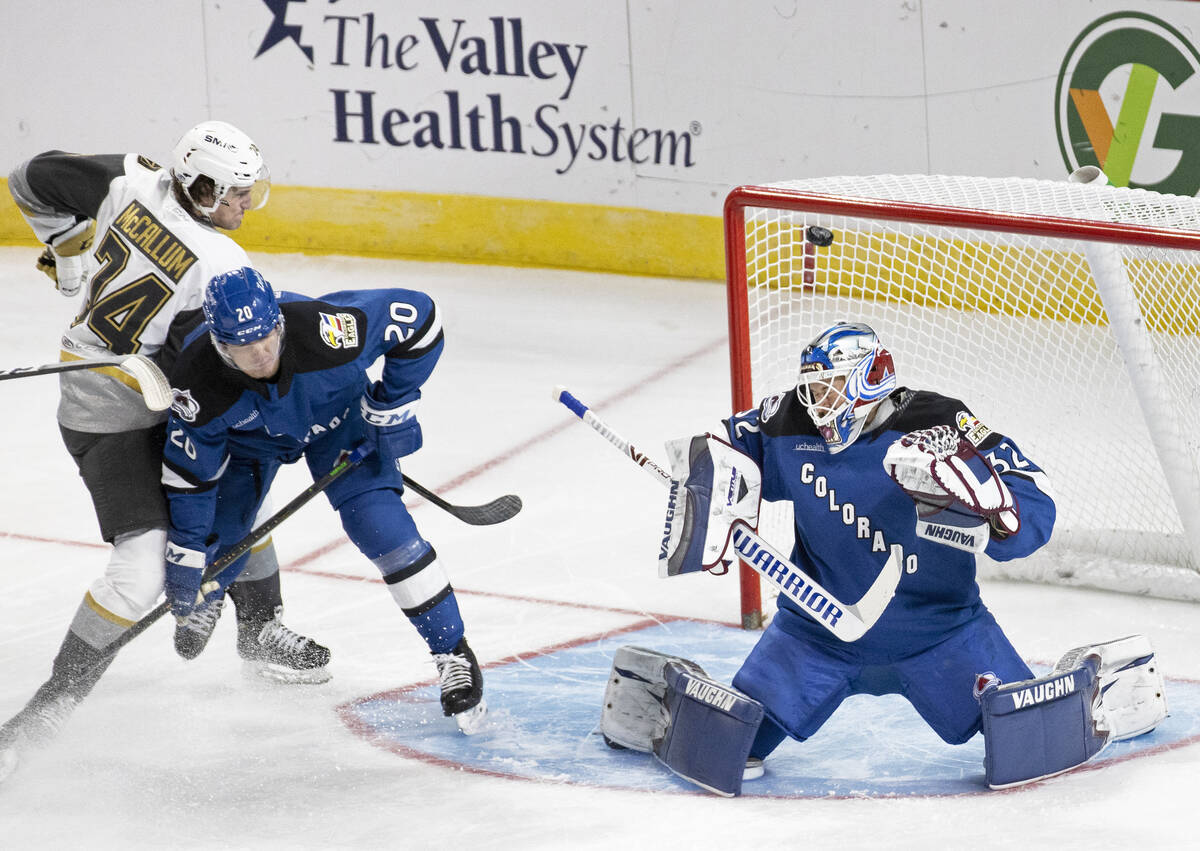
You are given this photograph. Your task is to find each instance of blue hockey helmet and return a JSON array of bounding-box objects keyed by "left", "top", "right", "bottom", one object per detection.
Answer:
[
  {"left": 203, "top": 267, "right": 285, "bottom": 374},
  {"left": 796, "top": 321, "right": 896, "bottom": 453}
]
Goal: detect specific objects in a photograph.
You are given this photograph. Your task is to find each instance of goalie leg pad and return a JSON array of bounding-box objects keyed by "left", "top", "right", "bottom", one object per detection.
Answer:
[
  {"left": 652, "top": 662, "right": 764, "bottom": 797},
  {"left": 1054, "top": 634, "right": 1167, "bottom": 742},
  {"left": 599, "top": 646, "right": 706, "bottom": 752},
  {"left": 980, "top": 661, "right": 1106, "bottom": 789}
]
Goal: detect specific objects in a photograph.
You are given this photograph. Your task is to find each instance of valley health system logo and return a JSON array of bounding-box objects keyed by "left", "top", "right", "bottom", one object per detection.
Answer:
[
  {"left": 252, "top": 0, "right": 698, "bottom": 176},
  {"left": 1056, "top": 12, "right": 1200, "bottom": 195}
]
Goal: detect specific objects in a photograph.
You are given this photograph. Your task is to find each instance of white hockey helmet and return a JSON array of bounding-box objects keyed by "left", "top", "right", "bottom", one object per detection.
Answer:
[
  {"left": 796, "top": 321, "right": 897, "bottom": 452},
  {"left": 171, "top": 120, "right": 270, "bottom": 216}
]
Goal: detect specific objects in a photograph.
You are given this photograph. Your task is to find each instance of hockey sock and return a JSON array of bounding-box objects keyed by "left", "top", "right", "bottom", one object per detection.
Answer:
[
  {"left": 228, "top": 572, "right": 283, "bottom": 630},
  {"left": 406, "top": 590, "right": 465, "bottom": 655},
  {"left": 47, "top": 629, "right": 114, "bottom": 702}
]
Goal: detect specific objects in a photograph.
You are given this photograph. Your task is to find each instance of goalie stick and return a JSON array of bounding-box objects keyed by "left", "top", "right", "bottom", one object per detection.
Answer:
[
  {"left": 0, "top": 355, "right": 173, "bottom": 412},
  {"left": 552, "top": 385, "right": 900, "bottom": 642}
]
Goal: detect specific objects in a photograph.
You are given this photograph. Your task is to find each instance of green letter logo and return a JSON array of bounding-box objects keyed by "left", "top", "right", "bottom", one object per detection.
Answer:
[{"left": 1056, "top": 12, "right": 1200, "bottom": 194}]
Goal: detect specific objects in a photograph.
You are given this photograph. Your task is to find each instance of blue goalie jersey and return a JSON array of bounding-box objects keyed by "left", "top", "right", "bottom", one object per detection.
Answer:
[
  {"left": 724, "top": 388, "right": 1056, "bottom": 658},
  {"left": 162, "top": 288, "right": 443, "bottom": 553}
]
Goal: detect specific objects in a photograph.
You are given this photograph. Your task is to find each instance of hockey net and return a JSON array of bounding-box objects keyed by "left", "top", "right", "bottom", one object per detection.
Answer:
[{"left": 725, "top": 174, "right": 1200, "bottom": 627}]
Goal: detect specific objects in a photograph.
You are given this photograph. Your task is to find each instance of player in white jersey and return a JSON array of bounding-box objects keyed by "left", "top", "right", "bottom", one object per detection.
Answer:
[{"left": 0, "top": 122, "right": 328, "bottom": 781}]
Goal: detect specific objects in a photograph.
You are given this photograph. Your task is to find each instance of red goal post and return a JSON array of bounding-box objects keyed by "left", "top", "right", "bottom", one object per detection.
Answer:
[{"left": 724, "top": 175, "right": 1200, "bottom": 629}]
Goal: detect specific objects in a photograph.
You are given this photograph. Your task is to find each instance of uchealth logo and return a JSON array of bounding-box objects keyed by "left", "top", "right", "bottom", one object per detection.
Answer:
[
  {"left": 1056, "top": 12, "right": 1200, "bottom": 195},
  {"left": 252, "top": 0, "right": 698, "bottom": 175}
]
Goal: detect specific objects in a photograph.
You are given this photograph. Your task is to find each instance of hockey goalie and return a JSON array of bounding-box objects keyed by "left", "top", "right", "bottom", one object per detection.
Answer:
[{"left": 595, "top": 323, "right": 1168, "bottom": 794}]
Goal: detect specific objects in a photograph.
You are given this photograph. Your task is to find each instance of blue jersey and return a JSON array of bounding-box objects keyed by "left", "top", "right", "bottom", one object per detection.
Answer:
[
  {"left": 162, "top": 288, "right": 443, "bottom": 553},
  {"left": 724, "top": 388, "right": 1055, "bottom": 660}
]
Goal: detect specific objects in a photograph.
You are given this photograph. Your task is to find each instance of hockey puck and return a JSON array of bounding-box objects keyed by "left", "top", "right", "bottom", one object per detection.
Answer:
[{"left": 805, "top": 225, "right": 834, "bottom": 246}]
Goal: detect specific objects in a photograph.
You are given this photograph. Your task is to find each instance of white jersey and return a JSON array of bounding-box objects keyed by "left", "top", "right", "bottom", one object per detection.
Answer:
[{"left": 10, "top": 152, "right": 250, "bottom": 432}]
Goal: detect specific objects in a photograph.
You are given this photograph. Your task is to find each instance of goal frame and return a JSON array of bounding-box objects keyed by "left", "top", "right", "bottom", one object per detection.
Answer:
[{"left": 723, "top": 182, "right": 1200, "bottom": 629}]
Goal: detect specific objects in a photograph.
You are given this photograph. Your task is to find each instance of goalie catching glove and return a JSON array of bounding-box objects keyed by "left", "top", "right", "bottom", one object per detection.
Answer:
[
  {"left": 659, "top": 434, "right": 762, "bottom": 577},
  {"left": 883, "top": 424, "right": 1019, "bottom": 552}
]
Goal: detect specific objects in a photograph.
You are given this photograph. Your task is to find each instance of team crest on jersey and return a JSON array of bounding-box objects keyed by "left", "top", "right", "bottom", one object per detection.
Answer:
[
  {"left": 761, "top": 393, "right": 784, "bottom": 422},
  {"left": 171, "top": 388, "right": 200, "bottom": 423},
  {"left": 956, "top": 411, "right": 991, "bottom": 446},
  {"left": 319, "top": 312, "right": 359, "bottom": 349}
]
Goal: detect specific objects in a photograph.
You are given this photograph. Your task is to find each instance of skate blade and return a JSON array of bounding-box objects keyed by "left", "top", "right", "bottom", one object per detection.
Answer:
[
  {"left": 242, "top": 659, "right": 332, "bottom": 685},
  {"left": 743, "top": 758, "right": 764, "bottom": 781},
  {"left": 454, "top": 699, "right": 488, "bottom": 735}
]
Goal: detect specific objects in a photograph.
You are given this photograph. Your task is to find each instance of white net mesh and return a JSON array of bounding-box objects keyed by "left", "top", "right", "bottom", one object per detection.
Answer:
[{"left": 730, "top": 174, "right": 1200, "bottom": 603}]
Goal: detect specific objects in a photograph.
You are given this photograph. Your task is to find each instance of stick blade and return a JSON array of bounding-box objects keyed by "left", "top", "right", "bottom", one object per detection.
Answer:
[
  {"left": 452, "top": 494, "right": 522, "bottom": 526},
  {"left": 843, "top": 548, "right": 902, "bottom": 635},
  {"left": 118, "top": 355, "right": 173, "bottom": 411}
]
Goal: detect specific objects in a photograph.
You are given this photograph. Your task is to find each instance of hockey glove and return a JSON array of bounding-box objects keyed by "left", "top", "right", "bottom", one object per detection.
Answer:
[
  {"left": 360, "top": 384, "right": 422, "bottom": 467},
  {"left": 37, "top": 219, "right": 96, "bottom": 297},
  {"left": 883, "top": 424, "right": 1020, "bottom": 538},
  {"left": 164, "top": 541, "right": 220, "bottom": 618}
]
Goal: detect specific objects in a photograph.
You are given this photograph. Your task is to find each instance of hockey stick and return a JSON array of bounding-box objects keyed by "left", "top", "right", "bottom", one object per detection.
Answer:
[
  {"left": 0, "top": 355, "right": 173, "bottom": 412},
  {"left": 401, "top": 474, "right": 522, "bottom": 525},
  {"left": 552, "top": 386, "right": 900, "bottom": 642},
  {"left": 95, "top": 444, "right": 374, "bottom": 660}
]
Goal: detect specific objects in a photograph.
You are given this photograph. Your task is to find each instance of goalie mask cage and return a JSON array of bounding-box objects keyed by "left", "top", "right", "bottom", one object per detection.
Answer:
[{"left": 724, "top": 174, "right": 1200, "bottom": 629}]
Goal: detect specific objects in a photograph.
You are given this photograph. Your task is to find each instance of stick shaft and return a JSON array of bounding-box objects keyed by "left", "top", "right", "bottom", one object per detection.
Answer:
[
  {"left": 554, "top": 387, "right": 671, "bottom": 484},
  {"left": 0, "top": 358, "right": 128, "bottom": 381}
]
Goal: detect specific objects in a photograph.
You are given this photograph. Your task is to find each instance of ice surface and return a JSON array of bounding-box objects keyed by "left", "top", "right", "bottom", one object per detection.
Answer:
[{"left": 0, "top": 249, "right": 1195, "bottom": 849}]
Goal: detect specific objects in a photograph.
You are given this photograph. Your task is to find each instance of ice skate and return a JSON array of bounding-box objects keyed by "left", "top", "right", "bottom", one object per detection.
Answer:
[
  {"left": 174, "top": 596, "right": 225, "bottom": 660},
  {"left": 433, "top": 638, "right": 486, "bottom": 734},
  {"left": 238, "top": 607, "right": 332, "bottom": 684},
  {"left": 0, "top": 688, "right": 78, "bottom": 783}
]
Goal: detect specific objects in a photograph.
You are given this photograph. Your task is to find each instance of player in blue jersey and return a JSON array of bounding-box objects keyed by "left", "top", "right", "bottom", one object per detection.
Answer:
[
  {"left": 603, "top": 321, "right": 1166, "bottom": 794},
  {"left": 160, "top": 266, "right": 486, "bottom": 732},
  {"left": 720, "top": 322, "right": 1053, "bottom": 765}
]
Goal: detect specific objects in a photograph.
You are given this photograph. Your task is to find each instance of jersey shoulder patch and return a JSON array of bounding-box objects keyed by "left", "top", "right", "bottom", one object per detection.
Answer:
[
  {"left": 281, "top": 299, "right": 369, "bottom": 372},
  {"left": 167, "top": 338, "right": 243, "bottom": 427},
  {"left": 757, "top": 390, "right": 820, "bottom": 438},
  {"left": 889, "top": 390, "right": 998, "bottom": 447}
]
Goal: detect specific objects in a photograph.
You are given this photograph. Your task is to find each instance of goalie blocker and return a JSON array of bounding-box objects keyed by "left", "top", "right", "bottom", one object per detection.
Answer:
[
  {"left": 659, "top": 433, "right": 761, "bottom": 577},
  {"left": 980, "top": 634, "right": 1167, "bottom": 788},
  {"left": 600, "top": 645, "right": 764, "bottom": 797}
]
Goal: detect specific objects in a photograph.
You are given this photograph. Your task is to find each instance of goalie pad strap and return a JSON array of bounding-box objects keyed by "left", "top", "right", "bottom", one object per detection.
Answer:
[{"left": 652, "top": 663, "right": 764, "bottom": 797}]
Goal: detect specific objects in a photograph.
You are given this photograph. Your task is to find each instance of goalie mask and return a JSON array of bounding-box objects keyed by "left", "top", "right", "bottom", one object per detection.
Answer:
[
  {"left": 797, "top": 322, "right": 896, "bottom": 453},
  {"left": 203, "top": 267, "right": 285, "bottom": 378},
  {"left": 171, "top": 120, "right": 271, "bottom": 217}
]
